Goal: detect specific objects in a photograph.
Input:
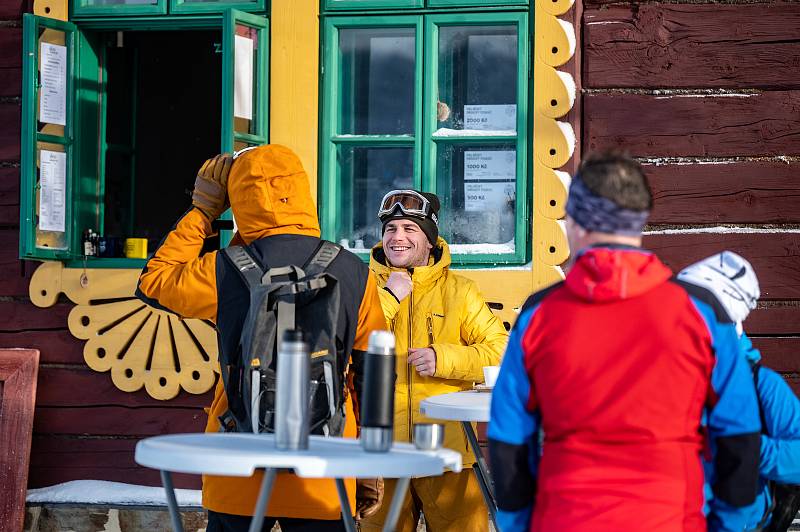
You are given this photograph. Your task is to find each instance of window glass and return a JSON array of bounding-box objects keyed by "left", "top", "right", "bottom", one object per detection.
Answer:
[
  {"left": 435, "top": 143, "right": 516, "bottom": 253},
  {"left": 339, "top": 27, "right": 415, "bottom": 135},
  {"left": 335, "top": 145, "right": 413, "bottom": 251},
  {"left": 233, "top": 23, "right": 260, "bottom": 137},
  {"left": 435, "top": 25, "right": 517, "bottom": 134},
  {"left": 80, "top": 0, "right": 158, "bottom": 6}
]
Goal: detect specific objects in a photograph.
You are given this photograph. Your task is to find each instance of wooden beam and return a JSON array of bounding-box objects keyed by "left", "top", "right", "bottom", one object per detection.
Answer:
[{"left": 584, "top": 91, "right": 800, "bottom": 158}]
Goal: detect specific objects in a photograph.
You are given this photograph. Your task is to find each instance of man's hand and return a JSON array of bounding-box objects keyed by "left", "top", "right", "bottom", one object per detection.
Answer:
[
  {"left": 385, "top": 271, "right": 413, "bottom": 302},
  {"left": 192, "top": 153, "right": 233, "bottom": 220},
  {"left": 408, "top": 347, "right": 436, "bottom": 377}
]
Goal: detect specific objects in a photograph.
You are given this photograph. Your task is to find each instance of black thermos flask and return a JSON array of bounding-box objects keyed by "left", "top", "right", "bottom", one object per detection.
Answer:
[{"left": 361, "top": 330, "right": 396, "bottom": 452}]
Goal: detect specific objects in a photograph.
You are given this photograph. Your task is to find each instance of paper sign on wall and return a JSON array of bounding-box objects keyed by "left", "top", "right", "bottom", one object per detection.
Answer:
[
  {"left": 39, "top": 150, "right": 67, "bottom": 232},
  {"left": 463, "top": 150, "right": 516, "bottom": 212},
  {"left": 234, "top": 35, "right": 254, "bottom": 121},
  {"left": 463, "top": 104, "right": 516, "bottom": 132},
  {"left": 40, "top": 43, "right": 67, "bottom": 126}
]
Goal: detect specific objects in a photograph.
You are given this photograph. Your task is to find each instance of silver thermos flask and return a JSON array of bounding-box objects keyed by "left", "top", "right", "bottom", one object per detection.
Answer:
[
  {"left": 361, "top": 330, "right": 397, "bottom": 452},
  {"left": 275, "top": 329, "right": 310, "bottom": 450}
]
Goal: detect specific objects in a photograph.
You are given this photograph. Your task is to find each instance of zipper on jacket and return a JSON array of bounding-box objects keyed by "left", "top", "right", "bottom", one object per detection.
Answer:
[
  {"left": 427, "top": 314, "right": 434, "bottom": 345},
  {"left": 407, "top": 268, "right": 414, "bottom": 443}
]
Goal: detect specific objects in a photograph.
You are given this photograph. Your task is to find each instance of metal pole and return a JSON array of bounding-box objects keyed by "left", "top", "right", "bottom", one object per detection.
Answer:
[
  {"left": 160, "top": 470, "right": 184, "bottom": 532},
  {"left": 383, "top": 477, "right": 411, "bottom": 532},
  {"left": 248, "top": 468, "right": 277, "bottom": 532},
  {"left": 462, "top": 421, "right": 497, "bottom": 529},
  {"left": 334, "top": 478, "right": 358, "bottom": 532}
]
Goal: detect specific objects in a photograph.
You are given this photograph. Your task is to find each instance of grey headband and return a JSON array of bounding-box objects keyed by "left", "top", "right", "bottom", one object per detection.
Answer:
[{"left": 566, "top": 174, "right": 649, "bottom": 236}]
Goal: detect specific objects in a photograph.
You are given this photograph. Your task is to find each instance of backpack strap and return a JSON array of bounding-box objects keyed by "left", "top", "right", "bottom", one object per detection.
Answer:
[
  {"left": 224, "top": 246, "right": 264, "bottom": 288},
  {"left": 303, "top": 241, "right": 341, "bottom": 277}
]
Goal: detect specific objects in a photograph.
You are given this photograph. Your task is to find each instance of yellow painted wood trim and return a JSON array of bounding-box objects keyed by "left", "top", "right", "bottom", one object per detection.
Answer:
[
  {"left": 455, "top": 269, "right": 533, "bottom": 328},
  {"left": 33, "top": 0, "right": 67, "bottom": 21},
  {"left": 30, "top": 262, "right": 218, "bottom": 400},
  {"left": 531, "top": 0, "right": 576, "bottom": 291},
  {"left": 270, "top": 0, "right": 320, "bottom": 199}
]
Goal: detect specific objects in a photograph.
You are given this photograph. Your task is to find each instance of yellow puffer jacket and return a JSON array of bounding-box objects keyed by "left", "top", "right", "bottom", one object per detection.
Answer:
[{"left": 369, "top": 239, "right": 509, "bottom": 466}]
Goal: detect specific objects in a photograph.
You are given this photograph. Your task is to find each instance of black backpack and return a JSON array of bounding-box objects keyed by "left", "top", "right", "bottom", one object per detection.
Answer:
[{"left": 217, "top": 240, "right": 347, "bottom": 436}]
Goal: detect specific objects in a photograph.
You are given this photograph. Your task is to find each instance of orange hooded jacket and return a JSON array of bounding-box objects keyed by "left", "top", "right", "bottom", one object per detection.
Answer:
[{"left": 138, "top": 144, "right": 385, "bottom": 519}]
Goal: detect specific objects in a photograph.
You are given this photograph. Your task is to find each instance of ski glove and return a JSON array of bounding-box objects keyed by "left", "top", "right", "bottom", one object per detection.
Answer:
[
  {"left": 355, "top": 477, "right": 384, "bottom": 521},
  {"left": 192, "top": 153, "right": 232, "bottom": 221}
]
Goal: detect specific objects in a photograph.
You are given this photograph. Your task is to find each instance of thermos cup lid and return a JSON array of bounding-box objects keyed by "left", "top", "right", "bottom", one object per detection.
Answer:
[
  {"left": 282, "top": 329, "right": 306, "bottom": 343},
  {"left": 368, "top": 330, "right": 395, "bottom": 352}
]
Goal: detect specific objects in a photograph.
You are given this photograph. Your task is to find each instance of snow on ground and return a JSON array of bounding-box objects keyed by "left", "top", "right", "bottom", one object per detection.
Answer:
[{"left": 26, "top": 480, "right": 202, "bottom": 507}]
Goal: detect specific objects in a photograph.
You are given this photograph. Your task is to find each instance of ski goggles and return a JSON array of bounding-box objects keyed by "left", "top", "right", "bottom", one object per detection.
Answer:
[
  {"left": 378, "top": 190, "right": 438, "bottom": 224},
  {"left": 232, "top": 145, "right": 259, "bottom": 160}
]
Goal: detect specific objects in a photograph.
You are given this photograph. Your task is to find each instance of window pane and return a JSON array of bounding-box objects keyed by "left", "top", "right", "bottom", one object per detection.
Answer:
[
  {"left": 335, "top": 145, "right": 413, "bottom": 251},
  {"left": 35, "top": 142, "right": 69, "bottom": 250},
  {"left": 436, "top": 143, "right": 516, "bottom": 252},
  {"left": 436, "top": 25, "right": 517, "bottom": 135},
  {"left": 37, "top": 28, "right": 68, "bottom": 138},
  {"left": 80, "top": 0, "right": 157, "bottom": 6},
  {"left": 234, "top": 24, "right": 260, "bottom": 137},
  {"left": 339, "top": 27, "right": 415, "bottom": 135}
]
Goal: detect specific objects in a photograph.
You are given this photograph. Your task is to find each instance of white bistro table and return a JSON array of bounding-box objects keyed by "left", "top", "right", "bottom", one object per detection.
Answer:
[
  {"left": 135, "top": 433, "right": 462, "bottom": 532},
  {"left": 419, "top": 391, "right": 495, "bottom": 528}
]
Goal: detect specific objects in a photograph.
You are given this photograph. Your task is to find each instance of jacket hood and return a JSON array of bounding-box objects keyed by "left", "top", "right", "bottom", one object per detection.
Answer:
[
  {"left": 565, "top": 245, "right": 673, "bottom": 302},
  {"left": 370, "top": 237, "right": 451, "bottom": 286},
  {"left": 227, "top": 144, "right": 320, "bottom": 244}
]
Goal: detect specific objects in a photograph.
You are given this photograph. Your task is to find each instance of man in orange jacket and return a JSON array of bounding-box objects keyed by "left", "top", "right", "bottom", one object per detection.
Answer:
[{"left": 137, "top": 145, "right": 386, "bottom": 531}]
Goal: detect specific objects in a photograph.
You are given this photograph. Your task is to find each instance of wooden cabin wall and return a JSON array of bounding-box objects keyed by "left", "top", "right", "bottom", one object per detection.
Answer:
[
  {"left": 0, "top": 1, "right": 209, "bottom": 490},
  {"left": 582, "top": 1, "right": 800, "bottom": 392}
]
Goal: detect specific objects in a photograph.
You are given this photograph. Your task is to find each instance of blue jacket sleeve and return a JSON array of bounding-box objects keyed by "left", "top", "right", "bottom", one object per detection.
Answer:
[
  {"left": 488, "top": 308, "right": 540, "bottom": 532},
  {"left": 691, "top": 297, "right": 762, "bottom": 529},
  {"left": 757, "top": 366, "right": 800, "bottom": 483}
]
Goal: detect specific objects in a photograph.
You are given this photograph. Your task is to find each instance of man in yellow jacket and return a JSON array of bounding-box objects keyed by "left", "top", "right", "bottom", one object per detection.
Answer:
[
  {"left": 361, "top": 190, "right": 509, "bottom": 532},
  {"left": 137, "top": 145, "right": 386, "bottom": 531}
]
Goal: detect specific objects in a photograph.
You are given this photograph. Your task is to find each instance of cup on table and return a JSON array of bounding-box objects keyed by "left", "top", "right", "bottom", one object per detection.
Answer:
[
  {"left": 413, "top": 423, "right": 445, "bottom": 451},
  {"left": 482, "top": 366, "right": 500, "bottom": 388}
]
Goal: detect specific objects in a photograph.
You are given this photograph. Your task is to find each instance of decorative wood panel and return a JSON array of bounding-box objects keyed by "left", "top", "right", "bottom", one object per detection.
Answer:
[
  {"left": 28, "top": 436, "right": 201, "bottom": 489},
  {"left": 643, "top": 232, "right": 800, "bottom": 299},
  {"left": 645, "top": 161, "right": 800, "bottom": 225},
  {"left": 0, "top": 349, "right": 39, "bottom": 531},
  {"left": 584, "top": 4, "right": 800, "bottom": 90},
  {"left": 532, "top": 0, "right": 577, "bottom": 289},
  {"left": 584, "top": 91, "right": 800, "bottom": 158},
  {"left": 29, "top": 262, "right": 219, "bottom": 400}
]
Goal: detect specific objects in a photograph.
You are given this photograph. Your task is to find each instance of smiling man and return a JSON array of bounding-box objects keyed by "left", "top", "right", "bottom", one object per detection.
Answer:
[{"left": 360, "top": 189, "right": 509, "bottom": 532}]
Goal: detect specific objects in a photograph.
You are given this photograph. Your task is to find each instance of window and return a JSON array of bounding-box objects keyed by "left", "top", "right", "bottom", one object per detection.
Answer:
[
  {"left": 20, "top": 10, "right": 268, "bottom": 266},
  {"left": 320, "top": 6, "right": 529, "bottom": 265}
]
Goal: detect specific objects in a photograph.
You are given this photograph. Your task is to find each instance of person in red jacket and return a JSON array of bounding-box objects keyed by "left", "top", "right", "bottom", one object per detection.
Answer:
[{"left": 487, "top": 152, "right": 762, "bottom": 532}]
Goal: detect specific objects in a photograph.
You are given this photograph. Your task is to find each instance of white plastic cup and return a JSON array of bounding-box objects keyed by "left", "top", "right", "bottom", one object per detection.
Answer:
[{"left": 482, "top": 366, "right": 500, "bottom": 388}]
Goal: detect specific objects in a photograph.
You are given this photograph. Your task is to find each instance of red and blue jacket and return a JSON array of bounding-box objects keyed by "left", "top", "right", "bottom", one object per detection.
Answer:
[{"left": 488, "top": 245, "right": 761, "bottom": 532}]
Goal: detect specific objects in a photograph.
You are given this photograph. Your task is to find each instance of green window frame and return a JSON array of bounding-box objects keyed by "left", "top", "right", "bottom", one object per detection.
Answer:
[
  {"left": 20, "top": 9, "right": 269, "bottom": 266},
  {"left": 320, "top": 9, "right": 530, "bottom": 265},
  {"left": 71, "top": 0, "right": 265, "bottom": 20}
]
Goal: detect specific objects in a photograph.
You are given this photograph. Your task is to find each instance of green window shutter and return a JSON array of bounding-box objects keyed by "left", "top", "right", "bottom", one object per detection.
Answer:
[{"left": 20, "top": 14, "right": 80, "bottom": 260}]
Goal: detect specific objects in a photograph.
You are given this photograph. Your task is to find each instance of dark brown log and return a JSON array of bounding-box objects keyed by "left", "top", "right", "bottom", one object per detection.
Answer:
[
  {"left": 643, "top": 232, "right": 800, "bottom": 299},
  {"left": 0, "top": 168, "right": 20, "bottom": 226},
  {"left": 0, "top": 330, "right": 83, "bottom": 365},
  {"left": 0, "top": 349, "right": 39, "bottom": 531},
  {"left": 0, "top": 102, "right": 20, "bottom": 163},
  {"left": 645, "top": 161, "right": 800, "bottom": 225},
  {"left": 33, "top": 405, "right": 207, "bottom": 436},
  {"left": 747, "top": 304, "right": 800, "bottom": 335},
  {"left": 35, "top": 366, "right": 214, "bottom": 408},
  {"left": 0, "top": 230, "right": 30, "bottom": 297},
  {"left": 756, "top": 337, "right": 800, "bottom": 373},
  {"left": 0, "top": 0, "right": 29, "bottom": 19},
  {"left": 584, "top": 4, "right": 800, "bottom": 90},
  {"left": 0, "top": 300, "right": 71, "bottom": 331},
  {"left": 28, "top": 435, "right": 201, "bottom": 489},
  {"left": 0, "top": 68, "right": 20, "bottom": 97},
  {"left": 0, "top": 28, "right": 21, "bottom": 98},
  {"left": 584, "top": 91, "right": 800, "bottom": 158}
]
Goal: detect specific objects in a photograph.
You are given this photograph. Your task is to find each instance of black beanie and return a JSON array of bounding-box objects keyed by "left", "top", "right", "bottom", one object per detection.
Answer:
[{"left": 380, "top": 191, "right": 440, "bottom": 246}]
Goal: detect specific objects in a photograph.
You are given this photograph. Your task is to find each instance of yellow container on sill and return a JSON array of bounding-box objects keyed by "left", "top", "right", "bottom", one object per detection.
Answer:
[{"left": 124, "top": 238, "right": 148, "bottom": 259}]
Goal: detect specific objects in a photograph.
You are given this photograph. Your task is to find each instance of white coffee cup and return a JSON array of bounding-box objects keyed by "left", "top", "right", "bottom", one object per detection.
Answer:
[{"left": 482, "top": 366, "right": 500, "bottom": 388}]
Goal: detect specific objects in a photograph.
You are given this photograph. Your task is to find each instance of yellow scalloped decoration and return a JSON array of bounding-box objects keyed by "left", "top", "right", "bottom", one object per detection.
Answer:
[
  {"left": 30, "top": 261, "right": 219, "bottom": 400},
  {"left": 532, "top": 2, "right": 576, "bottom": 291},
  {"left": 33, "top": 0, "right": 67, "bottom": 21}
]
